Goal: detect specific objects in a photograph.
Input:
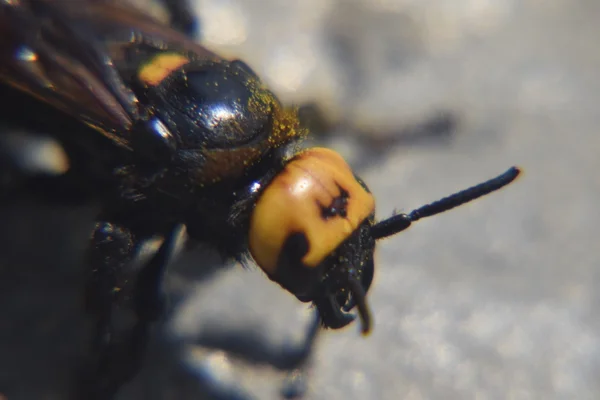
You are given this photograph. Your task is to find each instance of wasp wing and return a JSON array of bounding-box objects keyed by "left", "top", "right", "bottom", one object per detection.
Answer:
[{"left": 0, "top": 0, "right": 219, "bottom": 151}]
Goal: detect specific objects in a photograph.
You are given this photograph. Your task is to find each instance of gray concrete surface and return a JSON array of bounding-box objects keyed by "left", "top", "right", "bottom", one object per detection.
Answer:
[{"left": 1, "top": 1, "right": 599, "bottom": 400}]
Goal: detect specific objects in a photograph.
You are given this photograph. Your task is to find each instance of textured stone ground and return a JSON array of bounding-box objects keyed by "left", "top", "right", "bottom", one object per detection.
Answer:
[{"left": 1, "top": 1, "right": 599, "bottom": 400}]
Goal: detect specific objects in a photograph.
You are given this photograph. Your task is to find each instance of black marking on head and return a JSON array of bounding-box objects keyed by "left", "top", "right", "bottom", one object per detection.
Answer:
[
  {"left": 271, "top": 232, "right": 323, "bottom": 300},
  {"left": 319, "top": 185, "right": 350, "bottom": 220}
]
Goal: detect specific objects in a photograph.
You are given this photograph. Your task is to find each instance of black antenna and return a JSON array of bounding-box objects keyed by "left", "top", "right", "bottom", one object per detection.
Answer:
[{"left": 371, "top": 166, "right": 521, "bottom": 239}]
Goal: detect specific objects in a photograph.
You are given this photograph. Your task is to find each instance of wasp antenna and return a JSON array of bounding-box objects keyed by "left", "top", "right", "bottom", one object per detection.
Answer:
[
  {"left": 408, "top": 166, "right": 521, "bottom": 221},
  {"left": 347, "top": 276, "right": 372, "bottom": 336},
  {"left": 371, "top": 166, "right": 521, "bottom": 240}
]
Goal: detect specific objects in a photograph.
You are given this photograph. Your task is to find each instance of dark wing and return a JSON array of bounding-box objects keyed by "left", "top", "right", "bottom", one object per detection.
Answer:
[{"left": 0, "top": 0, "right": 219, "bottom": 150}]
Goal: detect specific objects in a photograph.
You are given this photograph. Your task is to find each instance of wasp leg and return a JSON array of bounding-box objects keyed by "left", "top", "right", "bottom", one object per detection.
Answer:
[
  {"left": 76, "top": 222, "right": 186, "bottom": 400},
  {"left": 193, "top": 310, "right": 320, "bottom": 370},
  {"left": 184, "top": 309, "right": 321, "bottom": 399},
  {"left": 300, "top": 103, "right": 457, "bottom": 172}
]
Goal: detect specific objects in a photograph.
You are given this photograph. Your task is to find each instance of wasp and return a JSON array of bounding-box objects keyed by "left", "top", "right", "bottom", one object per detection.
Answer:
[{"left": 0, "top": 0, "right": 521, "bottom": 398}]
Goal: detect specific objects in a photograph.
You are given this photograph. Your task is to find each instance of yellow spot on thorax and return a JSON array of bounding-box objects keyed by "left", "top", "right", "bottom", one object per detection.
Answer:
[{"left": 138, "top": 53, "right": 190, "bottom": 86}]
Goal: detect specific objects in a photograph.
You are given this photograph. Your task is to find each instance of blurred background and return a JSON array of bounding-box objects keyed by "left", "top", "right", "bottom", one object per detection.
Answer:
[{"left": 2, "top": 0, "right": 600, "bottom": 399}]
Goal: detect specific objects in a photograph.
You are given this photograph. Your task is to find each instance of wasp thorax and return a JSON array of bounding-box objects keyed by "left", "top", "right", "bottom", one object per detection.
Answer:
[{"left": 248, "top": 147, "right": 375, "bottom": 297}]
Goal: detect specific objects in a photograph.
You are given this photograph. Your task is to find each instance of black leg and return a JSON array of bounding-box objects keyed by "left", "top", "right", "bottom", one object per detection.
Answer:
[
  {"left": 194, "top": 309, "right": 320, "bottom": 371},
  {"left": 183, "top": 309, "right": 321, "bottom": 399},
  {"left": 76, "top": 222, "right": 186, "bottom": 399},
  {"left": 78, "top": 218, "right": 320, "bottom": 399},
  {"left": 301, "top": 105, "right": 457, "bottom": 173}
]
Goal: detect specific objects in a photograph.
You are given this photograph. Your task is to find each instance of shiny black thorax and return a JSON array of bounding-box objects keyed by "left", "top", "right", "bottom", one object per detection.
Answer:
[{"left": 0, "top": 1, "right": 304, "bottom": 255}]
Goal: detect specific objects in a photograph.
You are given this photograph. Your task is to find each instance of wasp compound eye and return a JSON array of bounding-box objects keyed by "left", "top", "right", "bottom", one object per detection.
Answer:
[{"left": 248, "top": 147, "right": 376, "bottom": 299}]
